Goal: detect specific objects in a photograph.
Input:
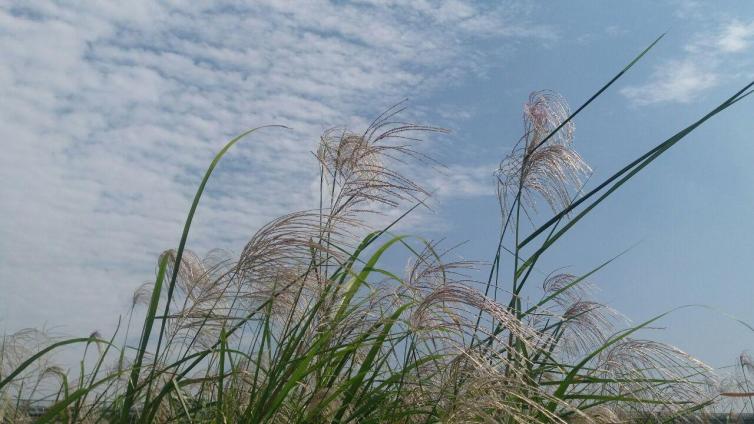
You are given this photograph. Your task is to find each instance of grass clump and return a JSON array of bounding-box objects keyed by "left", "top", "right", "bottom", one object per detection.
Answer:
[{"left": 2, "top": 35, "right": 753, "bottom": 423}]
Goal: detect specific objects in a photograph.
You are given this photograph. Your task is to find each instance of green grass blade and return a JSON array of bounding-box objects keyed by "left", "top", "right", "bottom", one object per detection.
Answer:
[
  {"left": 549, "top": 306, "right": 692, "bottom": 408},
  {"left": 526, "top": 33, "right": 665, "bottom": 158},
  {"left": 332, "top": 305, "right": 411, "bottom": 423},
  {"left": 35, "top": 371, "right": 124, "bottom": 424},
  {"left": 120, "top": 252, "right": 168, "bottom": 421},
  {"left": 518, "top": 82, "right": 754, "bottom": 253},
  {"left": 473, "top": 34, "right": 665, "bottom": 340},
  {"left": 151, "top": 125, "right": 288, "bottom": 368},
  {"left": 0, "top": 337, "right": 112, "bottom": 392},
  {"left": 516, "top": 83, "right": 754, "bottom": 290},
  {"left": 172, "top": 379, "right": 194, "bottom": 424}
]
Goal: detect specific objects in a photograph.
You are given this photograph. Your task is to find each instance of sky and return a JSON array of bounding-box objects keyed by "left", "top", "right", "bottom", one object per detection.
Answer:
[{"left": 2, "top": 0, "right": 754, "bottom": 369}]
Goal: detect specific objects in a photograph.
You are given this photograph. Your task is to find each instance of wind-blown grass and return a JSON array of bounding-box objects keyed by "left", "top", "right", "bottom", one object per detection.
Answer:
[{"left": 2, "top": 35, "right": 753, "bottom": 423}]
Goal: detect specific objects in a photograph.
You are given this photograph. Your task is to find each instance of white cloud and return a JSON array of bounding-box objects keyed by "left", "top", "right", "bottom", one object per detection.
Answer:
[
  {"left": 622, "top": 19, "right": 754, "bottom": 105},
  {"left": 620, "top": 59, "right": 718, "bottom": 105},
  {"left": 716, "top": 20, "right": 754, "bottom": 53},
  {"left": 427, "top": 164, "right": 496, "bottom": 198},
  {"left": 0, "top": 1, "right": 548, "bottom": 336}
]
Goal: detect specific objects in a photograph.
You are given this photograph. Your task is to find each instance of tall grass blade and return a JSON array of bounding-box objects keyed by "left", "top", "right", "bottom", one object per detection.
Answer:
[
  {"left": 120, "top": 252, "right": 168, "bottom": 421},
  {"left": 518, "top": 83, "right": 754, "bottom": 253}
]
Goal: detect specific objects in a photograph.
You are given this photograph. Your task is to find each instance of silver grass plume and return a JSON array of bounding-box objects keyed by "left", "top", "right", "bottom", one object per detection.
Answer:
[
  {"left": 591, "top": 339, "right": 716, "bottom": 419},
  {"left": 540, "top": 273, "right": 623, "bottom": 357},
  {"left": 0, "top": 328, "right": 58, "bottom": 407},
  {"left": 234, "top": 211, "right": 356, "bottom": 320},
  {"left": 436, "top": 349, "right": 578, "bottom": 424},
  {"left": 411, "top": 283, "right": 542, "bottom": 348},
  {"left": 317, "top": 103, "right": 446, "bottom": 215},
  {"left": 712, "top": 351, "right": 754, "bottom": 414},
  {"left": 158, "top": 249, "right": 236, "bottom": 351},
  {"left": 496, "top": 90, "right": 591, "bottom": 219}
]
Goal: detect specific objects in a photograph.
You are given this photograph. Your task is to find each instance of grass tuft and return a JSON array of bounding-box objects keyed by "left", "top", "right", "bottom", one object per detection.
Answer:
[{"left": 2, "top": 35, "right": 753, "bottom": 423}]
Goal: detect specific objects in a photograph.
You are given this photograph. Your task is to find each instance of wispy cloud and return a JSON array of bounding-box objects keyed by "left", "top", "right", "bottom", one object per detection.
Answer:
[
  {"left": 0, "top": 1, "right": 549, "bottom": 335},
  {"left": 715, "top": 21, "right": 754, "bottom": 52},
  {"left": 620, "top": 59, "right": 718, "bottom": 105},
  {"left": 621, "top": 19, "right": 754, "bottom": 105}
]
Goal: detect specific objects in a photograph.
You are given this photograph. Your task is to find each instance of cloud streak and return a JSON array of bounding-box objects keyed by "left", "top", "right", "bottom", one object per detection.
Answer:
[
  {"left": 621, "top": 19, "right": 754, "bottom": 105},
  {"left": 620, "top": 59, "right": 718, "bottom": 105}
]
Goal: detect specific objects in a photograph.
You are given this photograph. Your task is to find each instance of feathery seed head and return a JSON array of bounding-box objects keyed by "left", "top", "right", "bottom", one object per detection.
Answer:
[{"left": 496, "top": 90, "right": 591, "bottom": 217}]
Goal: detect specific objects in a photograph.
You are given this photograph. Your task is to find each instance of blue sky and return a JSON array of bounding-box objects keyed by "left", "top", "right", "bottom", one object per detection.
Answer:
[{"left": 2, "top": 0, "right": 754, "bottom": 368}]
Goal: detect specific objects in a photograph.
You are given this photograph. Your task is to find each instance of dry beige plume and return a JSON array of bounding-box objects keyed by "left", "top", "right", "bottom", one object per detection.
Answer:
[{"left": 496, "top": 90, "right": 591, "bottom": 219}]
